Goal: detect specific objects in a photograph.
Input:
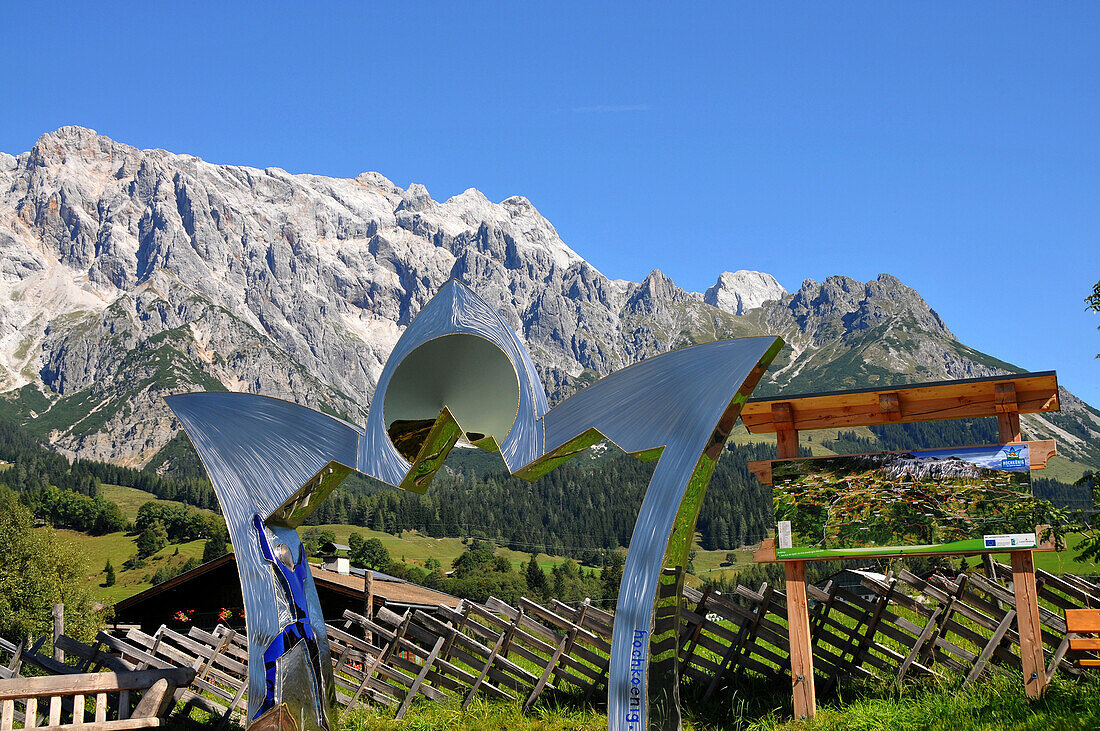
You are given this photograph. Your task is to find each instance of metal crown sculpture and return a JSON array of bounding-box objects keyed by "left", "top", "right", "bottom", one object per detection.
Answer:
[{"left": 166, "top": 280, "right": 782, "bottom": 731}]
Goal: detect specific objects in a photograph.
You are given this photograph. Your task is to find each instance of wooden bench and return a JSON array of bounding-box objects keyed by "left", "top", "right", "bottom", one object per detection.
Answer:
[
  {"left": 1065, "top": 609, "right": 1100, "bottom": 668},
  {"left": 0, "top": 668, "right": 195, "bottom": 730}
]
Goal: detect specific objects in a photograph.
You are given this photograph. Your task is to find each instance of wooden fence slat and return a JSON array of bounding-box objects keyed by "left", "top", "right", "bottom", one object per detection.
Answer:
[
  {"left": 523, "top": 630, "right": 573, "bottom": 712},
  {"left": 462, "top": 634, "right": 505, "bottom": 709},
  {"left": 966, "top": 609, "right": 1016, "bottom": 684},
  {"left": 394, "top": 637, "right": 445, "bottom": 721},
  {"left": 47, "top": 696, "right": 60, "bottom": 726},
  {"left": 24, "top": 698, "right": 37, "bottom": 728}
]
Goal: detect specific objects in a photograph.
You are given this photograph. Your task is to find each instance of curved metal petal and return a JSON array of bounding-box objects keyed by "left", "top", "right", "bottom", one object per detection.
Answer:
[
  {"left": 165, "top": 392, "right": 361, "bottom": 725},
  {"left": 539, "top": 336, "right": 783, "bottom": 731}
]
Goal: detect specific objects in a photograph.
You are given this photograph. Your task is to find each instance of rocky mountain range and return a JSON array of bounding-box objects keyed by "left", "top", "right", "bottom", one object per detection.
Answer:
[{"left": 1, "top": 127, "right": 1098, "bottom": 472}]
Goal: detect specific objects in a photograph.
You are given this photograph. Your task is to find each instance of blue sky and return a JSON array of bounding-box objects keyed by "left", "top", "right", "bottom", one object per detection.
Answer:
[{"left": 2, "top": 3, "right": 1098, "bottom": 404}]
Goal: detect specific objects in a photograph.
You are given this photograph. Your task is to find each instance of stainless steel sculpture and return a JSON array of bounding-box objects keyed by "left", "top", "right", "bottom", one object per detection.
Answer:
[{"left": 167, "top": 280, "right": 782, "bottom": 731}]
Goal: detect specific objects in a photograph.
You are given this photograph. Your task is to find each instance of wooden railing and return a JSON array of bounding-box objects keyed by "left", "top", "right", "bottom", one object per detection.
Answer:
[{"left": 0, "top": 668, "right": 194, "bottom": 730}]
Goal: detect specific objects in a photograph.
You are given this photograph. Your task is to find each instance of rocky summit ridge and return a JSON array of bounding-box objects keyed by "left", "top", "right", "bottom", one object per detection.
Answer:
[{"left": 1, "top": 127, "right": 1098, "bottom": 471}]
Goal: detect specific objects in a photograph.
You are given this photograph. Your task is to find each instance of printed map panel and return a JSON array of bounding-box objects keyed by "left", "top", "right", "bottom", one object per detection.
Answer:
[{"left": 773, "top": 444, "right": 1039, "bottom": 559}]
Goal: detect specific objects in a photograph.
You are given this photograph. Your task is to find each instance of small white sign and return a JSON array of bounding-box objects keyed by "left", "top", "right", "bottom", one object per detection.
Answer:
[
  {"left": 983, "top": 533, "right": 1037, "bottom": 549},
  {"left": 778, "top": 521, "right": 793, "bottom": 549}
]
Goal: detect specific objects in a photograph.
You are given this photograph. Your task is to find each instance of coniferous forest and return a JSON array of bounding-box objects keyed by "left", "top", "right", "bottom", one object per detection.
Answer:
[
  {"left": 0, "top": 413, "right": 1092, "bottom": 564},
  {"left": 300, "top": 442, "right": 783, "bottom": 559}
]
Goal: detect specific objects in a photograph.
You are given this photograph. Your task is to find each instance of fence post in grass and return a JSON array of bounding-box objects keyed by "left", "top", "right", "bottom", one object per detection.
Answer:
[
  {"left": 1012, "top": 550, "right": 1048, "bottom": 698},
  {"left": 52, "top": 604, "right": 64, "bottom": 663},
  {"left": 996, "top": 393, "right": 1048, "bottom": 698},
  {"left": 773, "top": 407, "right": 816, "bottom": 720},
  {"left": 364, "top": 570, "right": 374, "bottom": 645}
]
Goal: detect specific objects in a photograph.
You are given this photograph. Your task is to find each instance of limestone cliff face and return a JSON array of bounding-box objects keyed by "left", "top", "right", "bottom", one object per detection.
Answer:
[
  {"left": 1, "top": 127, "right": 1097, "bottom": 469},
  {"left": 704, "top": 270, "right": 787, "bottom": 315}
]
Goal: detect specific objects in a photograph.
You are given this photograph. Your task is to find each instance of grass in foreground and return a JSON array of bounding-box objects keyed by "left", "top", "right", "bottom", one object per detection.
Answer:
[
  {"left": 783, "top": 670, "right": 1100, "bottom": 731},
  {"left": 328, "top": 669, "right": 1100, "bottom": 731}
]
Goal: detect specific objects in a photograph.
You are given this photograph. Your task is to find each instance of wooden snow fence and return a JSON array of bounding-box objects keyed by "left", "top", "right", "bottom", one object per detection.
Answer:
[
  {"left": 11, "top": 625, "right": 256, "bottom": 724},
  {"left": 61, "top": 594, "right": 615, "bottom": 722},
  {"left": 7, "top": 564, "right": 1084, "bottom": 725},
  {"left": 673, "top": 565, "right": 1097, "bottom": 699},
  {"left": 331, "top": 594, "right": 615, "bottom": 718}
]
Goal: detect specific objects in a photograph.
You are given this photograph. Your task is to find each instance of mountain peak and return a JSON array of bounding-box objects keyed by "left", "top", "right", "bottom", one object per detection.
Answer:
[
  {"left": 785, "top": 273, "right": 954, "bottom": 345},
  {"left": 29, "top": 126, "right": 136, "bottom": 166},
  {"left": 37, "top": 125, "right": 103, "bottom": 145},
  {"left": 1, "top": 128, "right": 1096, "bottom": 471},
  {"left": 396, "top": 182, "right": 434, "bottom": 212},
  {"left": 703, "top": 270, "right": 787, "bottom": 315}
]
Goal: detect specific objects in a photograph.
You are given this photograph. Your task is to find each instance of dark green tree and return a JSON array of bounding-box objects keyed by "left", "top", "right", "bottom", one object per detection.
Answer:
[
  {"left": 525, "top": 553, "right": 548, "bottom": 598},
  {"left": 600, "top": 549, "right": 626, "bottom": 601},
  {"left": 103, "top": 559, "right": 116, "bottom": 587},
  {"left": 300, "top": 527, "right": 336, "bottom": 556},
  {"left": 348, "top": 531, "right": 365, "bottom": 557},
  {"left": 353, "top": 538, "right": 391, "bottom": 572},
  {"left": 203, "top": 524, "right": 230, "bottom": 562},
  {"left": 0, "top": 487, "right": 102, "bottom": 643},
  {"left": 136, "top": 520, "right": 169, "bottom": 558},
  {"left": 1074, "top": 472, "right": 1100, "bottom": 563}
]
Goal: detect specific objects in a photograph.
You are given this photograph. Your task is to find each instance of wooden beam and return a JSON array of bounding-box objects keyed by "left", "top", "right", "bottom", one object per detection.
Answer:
[
  {"left": 879, "top": 392, "right": 900, "bottom": 421},
  {"left": 741, "top": 372, "right": 1059, "bottom": 434},
  {"left": 772, "top": 402, "right": 794, "bottom": 428},
  {"left": 0, "top": 669, "right": 196, "bottom": 700},
  {"left": 1066, "top": 609, "right": 1100, "bottom": 633},
  {"left": 995, "top": 383, "right": 1018, "bottom": 413},
  {"left": 1011, "top": 551, "right": 1048, "bottom": 699},
  {"left": 784, "top": 561, "right": 816, "bottom": 720}
]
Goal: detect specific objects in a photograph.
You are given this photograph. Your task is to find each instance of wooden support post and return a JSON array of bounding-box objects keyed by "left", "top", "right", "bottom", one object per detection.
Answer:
[
  {"left": 774, "top": 411, "right": 815, "bottom": 719},
  {"left": 51, "top": 605, "right": 64, "bottom": 663},
  {"left": 784, "top": 561, "right": 816, "bottom": 721},
  {"left": 998, "top": 412, "right": 1022, "bottom": 443},
  {"left": 996, "top": 386, "right": 1022, "bottom": 444},
  {"left": 996, "top": 395, "right": 1044, "bottom": 696},
  {"left": 773, "top": 403, "right": 797, "bottom": 459},
  {"left": 1012, "top": 550, "right": 1048, "bottom": 698},
  {"left": 364, "top": 570, "right": 374, "bottom": 645}
]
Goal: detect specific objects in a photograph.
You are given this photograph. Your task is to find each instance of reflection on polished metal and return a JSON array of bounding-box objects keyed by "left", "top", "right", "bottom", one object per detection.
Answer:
[{"left": 166, "top": 280, "right": 782, "bottom": 731}]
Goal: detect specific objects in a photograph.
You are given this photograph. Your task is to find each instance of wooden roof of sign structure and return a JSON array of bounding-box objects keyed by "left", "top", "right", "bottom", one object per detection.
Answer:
[{"left": 740, "top": 371, "right": 1059, "bottom": 434}]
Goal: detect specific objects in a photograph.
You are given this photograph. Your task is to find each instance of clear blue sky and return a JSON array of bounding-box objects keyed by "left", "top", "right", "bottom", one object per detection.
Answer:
[{"left": 2, "top": 3, "right": 1099, "bottom": 405}]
